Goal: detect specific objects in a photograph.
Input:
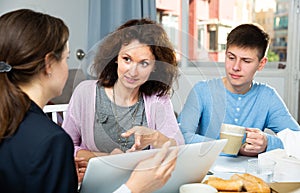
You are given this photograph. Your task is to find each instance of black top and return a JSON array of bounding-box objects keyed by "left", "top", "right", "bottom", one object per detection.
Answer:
[{"left": 0, "top": 101, "right": 78, "bottom": 193}]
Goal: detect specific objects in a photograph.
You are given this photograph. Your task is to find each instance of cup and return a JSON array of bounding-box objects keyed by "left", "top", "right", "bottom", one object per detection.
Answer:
[
  {"left": 247, "top": 158, "right": 276, "bottom": 183},
  {"left": 219, "top": 123, "right": 246, "bottom": 156},
  {"left": 179, "top": 183, "right": 217, "bottom": 193}
]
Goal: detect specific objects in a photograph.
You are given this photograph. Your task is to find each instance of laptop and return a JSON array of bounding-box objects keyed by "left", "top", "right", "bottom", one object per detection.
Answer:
[{"left": 79, "top": 139, "right": 227, "bottom": 193}]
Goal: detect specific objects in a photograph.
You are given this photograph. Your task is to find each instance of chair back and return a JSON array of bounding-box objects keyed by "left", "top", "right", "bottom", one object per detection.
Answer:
[{"left": 43, "top": 104, "right": 69, "bottom": 125}]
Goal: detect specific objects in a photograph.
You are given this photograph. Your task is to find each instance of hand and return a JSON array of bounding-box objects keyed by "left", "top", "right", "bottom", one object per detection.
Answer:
[
  {"left": 75, "top": 148, "right": 123, "bottom": 183},
  {"left": 75, "top": 156, "right": 88, "bottom": 183},
  {"left": 121, "top": 126, "right": 175, "bottom": 151},
  {"left": 239, "top": 128, "right": 267, "bottom": 156},
  {"left": 125, "top": 141, "right": 178, "bottom": 193},
  {"left": 109, "top": 148, "right": 124, "bottom": 155},
  {"left": 122, "top": 126, "right": 157, "bottom": 151}
]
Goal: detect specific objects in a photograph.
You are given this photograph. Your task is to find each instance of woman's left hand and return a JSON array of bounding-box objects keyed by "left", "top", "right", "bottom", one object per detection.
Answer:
[
  {"left": 121, "top": 126, "right": 176, "bottom": 152},
  {"left": 75, "top": 156, "right": 88, "bottom": 183}
]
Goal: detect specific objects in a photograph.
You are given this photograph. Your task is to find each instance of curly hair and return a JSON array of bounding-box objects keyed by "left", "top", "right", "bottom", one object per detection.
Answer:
[{"left": 92, "top": 18, "right": 178, "bottom": 97}]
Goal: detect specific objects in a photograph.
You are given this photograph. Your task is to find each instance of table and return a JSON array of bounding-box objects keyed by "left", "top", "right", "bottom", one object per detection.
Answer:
[
  {"left": 205, "top": 155, "right": 300, "bottom": 193},
  {"left": 205, "top": 155, "right": 251, "bottom": 180}
]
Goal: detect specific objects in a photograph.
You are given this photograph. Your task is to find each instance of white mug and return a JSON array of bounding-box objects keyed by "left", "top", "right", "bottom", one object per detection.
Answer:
[{"left": 179, "top": 183, "right": 217, "bottom": 193}]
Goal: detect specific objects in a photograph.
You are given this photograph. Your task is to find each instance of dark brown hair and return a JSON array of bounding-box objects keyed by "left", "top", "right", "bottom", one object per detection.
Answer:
[
  {"left": 0, "top": 9, "right": 69, "bottom": 141},
  {"left": 226, "top": 23, "right": 270, "bottom": 60},
  {"left": 92, "top": 18, "right": 178, "bottom": 97}
]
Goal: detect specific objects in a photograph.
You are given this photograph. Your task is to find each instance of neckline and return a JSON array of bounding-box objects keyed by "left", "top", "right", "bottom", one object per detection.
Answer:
[
  {"left": 220, "top": 78, "right": 254, "bottom": 96},
  {"left": 112, "top": 85, "right": 143, "bottom": 151}
]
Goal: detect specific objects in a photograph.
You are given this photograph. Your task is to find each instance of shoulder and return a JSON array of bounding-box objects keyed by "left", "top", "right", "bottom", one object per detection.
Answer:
[
  {"left": 190, "top": 78, "right": 222, "bottom": 97},
  {"left": 26, "top": 109, "right": 67, "bottom": 135},
  {"left": 71, "top": 80, "right": 98, "bottom": 102},
  {"left": 194, "top": 78, "right": 222, "bottom": 89},
  {"left": 143, "top": 93, "right": 171, "bottom": 104},
  {"left": 75, "top": 80, "right": 97, "bottom": 91},
  {"left": 22, "top": 109, "right": 72, "bottom": 148},
  {"left": 252, "top": 81, "right": 277, "bottom": 95}
]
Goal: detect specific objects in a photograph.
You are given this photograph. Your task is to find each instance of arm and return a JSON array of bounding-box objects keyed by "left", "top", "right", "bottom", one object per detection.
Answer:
[
  {"left": 155, "top": 94, "right": 185, "bottom": 145},
  {"left": 113, "top": 142, "right": 177, "bottom": 193},
  {"left": 62, "top": 107, "right": 83, "bottom": 155},
  {"left": 267, "top": 90, "right": 300, "bottom": 132},
  {"left": 177, "top": 84, "right": 208, "bottom": 144},
  {"left": 124, "top": 141, "right": 178, "bottom": 193},
  {"left": 264, "top": 88, "right": 300, "bottom": 150},
  {"left": 62, "top": 80, "right": 109, "bottom": 158},
  {"left": 239, "top": 87, "right": 299, "bottom": 155},
  {"left": 28, "top": 132, "right": 78, "bottom": 193},
  {"left": 122, "top": 94, "right": 184, "bottom": 151},
  {"left": 144, "top": 94, "right": 185, "bottom": 146},
  {"left": 75, "top": 148, "right": 124, "bottom": 181},
  {"left": 122, "top": 126, "right": 177, "bottom": 151},
  {"left": 62, "top": 81, "right": 90, "bottom": 156},
  {"left": 76, "top": 149, "right": 109, "bottom": 160},
  {"left": 76, "top": 148, "right": 124, "bottom": 160}
]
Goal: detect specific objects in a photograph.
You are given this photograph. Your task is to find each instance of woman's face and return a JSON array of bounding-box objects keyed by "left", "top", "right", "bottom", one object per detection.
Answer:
[
  {"left": 51, "top": 42, "right": 70, "bottom": 97},
  {"left": 117, "top": 40, "right": 155, "bottom": 90}
]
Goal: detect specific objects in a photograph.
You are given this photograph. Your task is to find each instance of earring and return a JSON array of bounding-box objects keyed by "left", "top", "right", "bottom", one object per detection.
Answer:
[{"left": 47, "top": 72, "right": 52, "bottom": 77}]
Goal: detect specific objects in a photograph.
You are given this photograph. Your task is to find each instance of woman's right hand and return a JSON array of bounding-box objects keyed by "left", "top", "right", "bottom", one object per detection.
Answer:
[
  {"left": 125, "top": 141, "right": 178, "bottom": 193},
  {"left": 122, "top": 126, "right": 177, "bottom": 152}
]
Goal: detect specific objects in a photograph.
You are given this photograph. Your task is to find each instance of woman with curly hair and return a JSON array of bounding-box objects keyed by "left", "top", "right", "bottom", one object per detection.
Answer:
[
  {"left": 0, "top": 10, "right": 178, "bottom": 193},
  {"left": 63, "top": 18, "right": 184, "bottom": 161}
]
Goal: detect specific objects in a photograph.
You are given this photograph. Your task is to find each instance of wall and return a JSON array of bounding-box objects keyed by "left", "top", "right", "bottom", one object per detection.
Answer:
[{"left": 0, "top": 0, "right": 89, "bottom": 69}]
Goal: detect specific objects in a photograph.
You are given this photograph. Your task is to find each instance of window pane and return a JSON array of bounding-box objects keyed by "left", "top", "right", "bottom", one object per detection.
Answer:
[{"left": 155, "top": 0, "right": 288, "bottom": 63}]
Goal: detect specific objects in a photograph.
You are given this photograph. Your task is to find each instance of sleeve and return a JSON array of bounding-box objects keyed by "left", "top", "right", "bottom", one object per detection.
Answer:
[
  {"left": 113, "top": 184, "right": 132, "bottom": 193},
  {"left": 266, "top": 89, "right": 300, "bottom": 133},
  {"left": 265, "top": 133, "right": 284, "bottom": 151},
  {"left": 153, "top": 95, "right": 185, "bottom": 145},
  {"left": 177, "top": 83, "right": 208, "bottom": 144},
  {"left": 27, "top": 132, "right": 78, "bottom": 193},
  {"left": 62, "top": 80, "right": 98, "bottom": 155},
  {"left": 265, "top": 88, "right": 300, "bottom": 150},
  {"left": 62, "top": 88, "right": 84, "bottom": 156}
]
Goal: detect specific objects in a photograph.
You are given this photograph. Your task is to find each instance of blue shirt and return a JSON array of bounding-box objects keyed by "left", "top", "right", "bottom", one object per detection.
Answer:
[{"left": 177, "top": 78, "right": 300, "bottom": 151}]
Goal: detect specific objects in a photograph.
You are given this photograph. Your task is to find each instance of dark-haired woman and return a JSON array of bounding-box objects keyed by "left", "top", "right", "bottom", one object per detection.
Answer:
[
  {"left": 63, "top": 18, "right": 184, "bottom": 161},
  {"left": 0, "top": 9, "right": 178, "bottom": 193}
]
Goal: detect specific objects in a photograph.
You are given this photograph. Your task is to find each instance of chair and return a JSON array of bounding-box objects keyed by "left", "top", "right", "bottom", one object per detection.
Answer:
[{"left": 43, "top": 104, "right": 69, "bottom": 125}]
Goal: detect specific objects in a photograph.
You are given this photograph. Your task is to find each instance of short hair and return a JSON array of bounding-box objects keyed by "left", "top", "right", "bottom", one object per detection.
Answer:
[
  {"left": 92, "top": 18, "right": 178, "bottom": 97},
  {"left": 226, "top": 23, "right": 270, "bottom": 60}
]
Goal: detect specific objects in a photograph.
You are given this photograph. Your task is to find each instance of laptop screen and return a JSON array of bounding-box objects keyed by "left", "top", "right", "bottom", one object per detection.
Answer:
[{"left": 79, "top": 139, "right": 227, "bottom": 193}]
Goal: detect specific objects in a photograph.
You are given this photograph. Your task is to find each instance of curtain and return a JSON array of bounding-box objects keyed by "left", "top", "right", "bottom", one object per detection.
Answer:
[{"left": 87, "top": 0, "right": 156, "bottom": 50}]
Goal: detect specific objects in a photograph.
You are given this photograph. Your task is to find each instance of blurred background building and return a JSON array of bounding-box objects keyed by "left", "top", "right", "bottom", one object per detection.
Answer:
[{"left": 156, "top": 0, "right": 286, "bottom": 63}]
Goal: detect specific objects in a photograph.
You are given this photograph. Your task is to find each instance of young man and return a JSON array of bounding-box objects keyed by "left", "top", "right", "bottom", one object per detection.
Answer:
[{"left": 177, "top": 23, "right": 300, "bottom": 156}]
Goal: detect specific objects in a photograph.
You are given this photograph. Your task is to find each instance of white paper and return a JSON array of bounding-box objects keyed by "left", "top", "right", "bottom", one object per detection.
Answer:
[
  {"left": 277, "top": 128, "right": 300, "bottom": 160},
  {"left": 258, "top": 149, "right": 300, "bottom": 182}
]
